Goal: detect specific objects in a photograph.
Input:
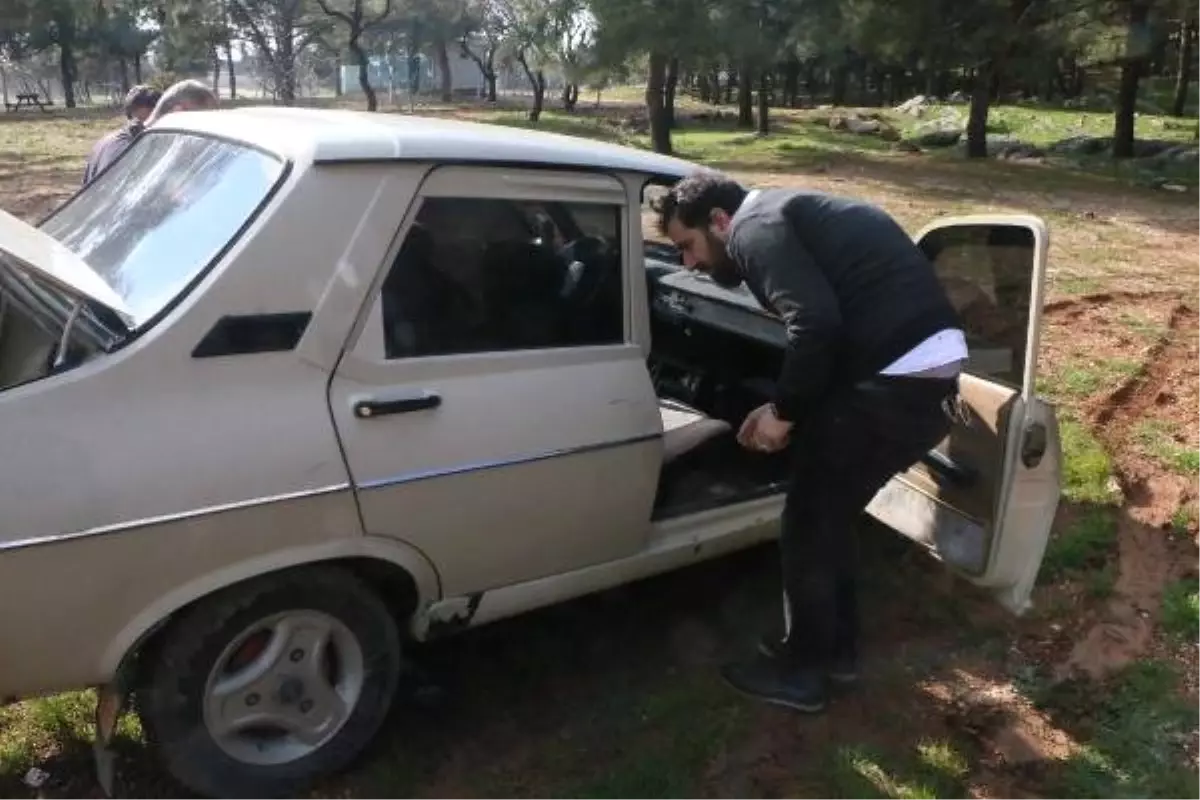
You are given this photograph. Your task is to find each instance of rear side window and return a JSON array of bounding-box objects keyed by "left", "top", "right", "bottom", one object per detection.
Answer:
[
  {"left": 41, "top": 132, "right": 286, "bottom": 329},
  {"left": 918, "top": 224, "right": 1035, "bottom": 388},
  {"left": 379, "top": 195, "right": 626, "bottom": 359}
]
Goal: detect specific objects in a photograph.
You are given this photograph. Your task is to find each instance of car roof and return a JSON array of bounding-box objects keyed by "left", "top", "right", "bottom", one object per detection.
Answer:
[{"left": 150, "top": 106, "right": 700, "bottom": 180}]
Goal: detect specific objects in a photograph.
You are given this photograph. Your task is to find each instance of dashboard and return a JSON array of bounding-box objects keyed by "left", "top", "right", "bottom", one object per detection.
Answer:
[{"left": 645, "top": 253, "right": 787, "bottom": 351}]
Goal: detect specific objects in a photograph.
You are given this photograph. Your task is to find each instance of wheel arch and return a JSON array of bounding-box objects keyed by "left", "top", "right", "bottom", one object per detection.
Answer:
[{"left": 103, "top": 536, "right": 441, "bottom": 689}]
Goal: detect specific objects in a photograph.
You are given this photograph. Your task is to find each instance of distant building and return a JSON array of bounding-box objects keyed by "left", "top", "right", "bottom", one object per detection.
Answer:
[{"left": 339, "top": 49, "right": 485, "bottom": 97}]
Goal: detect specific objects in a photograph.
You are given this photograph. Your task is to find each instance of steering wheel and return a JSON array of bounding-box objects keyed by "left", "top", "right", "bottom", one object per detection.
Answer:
[{"left": 557, "top": 235, "right": 613, "bottom": 304}]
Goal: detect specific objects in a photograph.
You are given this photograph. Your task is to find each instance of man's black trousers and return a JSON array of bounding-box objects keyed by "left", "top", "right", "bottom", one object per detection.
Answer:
[{"left": 778, "top": 373, "right": 960, "bottom": 669}]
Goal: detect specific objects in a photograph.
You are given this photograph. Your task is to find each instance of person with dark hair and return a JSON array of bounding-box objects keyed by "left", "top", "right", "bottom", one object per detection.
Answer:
[
  {"left": 656, "top": 170, "right": 967, "bottom": 713},
  {"left": 82, "top": 80, "right": 218, "bottom": 186},
  {"left": 82, "top": 85, "right": 162, "bottom": 186}
]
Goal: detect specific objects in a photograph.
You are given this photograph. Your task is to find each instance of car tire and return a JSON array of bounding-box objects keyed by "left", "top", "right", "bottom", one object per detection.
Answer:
[{"left": 138, "top": 565, "right": 402, "bottom": 798}]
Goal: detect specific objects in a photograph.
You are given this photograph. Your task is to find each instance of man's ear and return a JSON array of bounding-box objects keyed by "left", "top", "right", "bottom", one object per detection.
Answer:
[{"left": 708, "top": 208, "right": 732, "bottom": 232}]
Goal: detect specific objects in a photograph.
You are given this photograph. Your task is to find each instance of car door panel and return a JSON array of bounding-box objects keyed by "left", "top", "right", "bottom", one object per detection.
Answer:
[
  {"left": 329, "top": 166, "right": 662, "bottom": 599},
  {"left": 869, "top": 215, "right": 1060, "bottom": 614}
]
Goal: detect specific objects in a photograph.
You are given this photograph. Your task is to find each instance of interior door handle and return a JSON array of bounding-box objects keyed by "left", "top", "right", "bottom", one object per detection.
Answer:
[{"left": 353, "top": 391, "right": 441, "bottom": 419}]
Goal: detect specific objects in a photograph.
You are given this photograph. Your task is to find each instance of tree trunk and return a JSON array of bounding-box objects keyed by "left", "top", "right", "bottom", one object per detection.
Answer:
[
  {"left": 737, "top": 63, "right": 753, "bottom": 127},
  {"left": 646, "top": 51, "right": 672, "bottom": 154},
  {"left": 351, "top": 39, "right": 377, "bottom": 111},
  {"left": 724, "top": 70, "right": 736, "bottom": 103},
  {"left": 276, "top": 34, "right": 297, "bottom": 105},
  {"left": 756, "top": 70, "right": 769, "bottom": 135},
  {"left": 118, "top": 57, "right": 130, "bottom": 94},
  {"left": 665, "top": 57, "right": 679, "bottom": 128},
  {"left": 486, "top": 70, "right": 497, "bottom": 102},
  {"left": 1113, "top": 0, "right": 1150, "bottom": 159},
  {"left": 435, "top": 38, "right": 452, "bottom": 102},
  {"left": 212, "top": 45, "right": 222, "bottom": 95},
  {"left": 783, "top": 56, "right": 800, "bottom": 107},
  {"left": 966, "top": 61, "right": 992, "bottom": 158},
  {"left": 831, "top": 64, "right": 848, "bottom": 105},
  {"left": 59, "top": 41, "right": 77, "bottom": 108},
  {"left": 134, "top": 53, "right": 142, "bottom": 83},
  {"left": 697, "top": 71, "right": 712, "bottom": 103},
  {"left": 226, "top": 44, "right": 237, "bottom": 99},
  {"left": 562, "top": 83, "right": 579, "bottom": 111},
  {"left": 1172, "top": 15, "right": 1197, "bottom": 117},
  {"left": 517, "top": 51, "right": 544, "bottom": 121}
]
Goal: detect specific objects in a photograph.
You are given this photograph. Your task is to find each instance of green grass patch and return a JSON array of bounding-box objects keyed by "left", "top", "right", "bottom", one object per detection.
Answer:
[
  {"left": 1116, "top": 310, "right": 1169, "bottom": 341},
  {"left": 1170, "top": 503, "right": 1198, "bottom": 537},
  {"left": 1049, "top": 357, "right": 1141, "bottom": 399},
  {"left": 1044, "top": 660, "right": 1199, "bottom": 799},
  {"left": 1134, "top": 420, "right": 1200, "bottom": 475},
  {"left": 1043, "top": 507, "right": 1119, "bottom": 582},
  {"left": 824, "top": 739, "right": 971, "bottom": 799},
  {"left": 1060, "top": 418, "right": 1122, "bottom": 505},
  {"left": 0, "top": 689, "right": 144, "bottom": 790},
  {"left": 1160, "top": 578, "right": 1199, "bottom": 641}
]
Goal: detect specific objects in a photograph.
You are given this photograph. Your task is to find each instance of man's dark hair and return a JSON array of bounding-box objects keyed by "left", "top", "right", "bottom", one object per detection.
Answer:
[
  {"left": 123, "top": 85, "right": 162, "bottom": 119},
  {"left": 655, "top": 170, "right": 748, "bottom": 235}
]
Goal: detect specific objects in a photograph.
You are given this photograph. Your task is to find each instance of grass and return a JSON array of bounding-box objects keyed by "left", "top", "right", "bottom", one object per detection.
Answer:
[
  {"left": 1052, "top": 358, "right": 1141, "bottom": 399},
  {"left": 1042, "top": 507, "right": 1119, "bottom": 582},
  {"left": 823, "top": 739, "right": 971, "bottom": 799},
  {"left": 1041, "top": 660, "right": 1199, "bottom": 799},
  {"left": 1060, "top": 417, "right": 1123, "bottom": 505},
  {"left": 1134, "top": 420, "right": 1200, "bottom": 475},
  {"left": 1160, "top": 578, "right": 1199, "bottom": 641}
]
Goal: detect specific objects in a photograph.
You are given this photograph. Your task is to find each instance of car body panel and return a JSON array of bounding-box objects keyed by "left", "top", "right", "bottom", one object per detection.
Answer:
[
  {"left": 328, "top": 165, "right": 664, "bottom": 598},
  {"left": 0, "top": 142, "right": 425, "bottom": 699}
]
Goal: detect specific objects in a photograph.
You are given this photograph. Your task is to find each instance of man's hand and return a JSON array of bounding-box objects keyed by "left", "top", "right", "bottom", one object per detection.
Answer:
[{"left": 737, "top": 403, "right": 793, "bottom": 453}]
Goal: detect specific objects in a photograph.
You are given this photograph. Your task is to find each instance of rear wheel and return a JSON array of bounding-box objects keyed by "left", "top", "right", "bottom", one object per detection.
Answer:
[{"left": 139, "top": 565, "right": 401, "bottom": 798}]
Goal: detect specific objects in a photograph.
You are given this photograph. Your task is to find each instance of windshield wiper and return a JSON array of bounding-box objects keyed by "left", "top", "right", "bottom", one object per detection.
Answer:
[{"left": 53, "top": 299, "right": 86, "bottom": 369}]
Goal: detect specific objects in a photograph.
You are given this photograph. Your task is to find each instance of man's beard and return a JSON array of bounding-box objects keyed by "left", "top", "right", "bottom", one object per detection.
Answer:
[{"left": 703, "top": 232, "right": 743, "bottom": 288}]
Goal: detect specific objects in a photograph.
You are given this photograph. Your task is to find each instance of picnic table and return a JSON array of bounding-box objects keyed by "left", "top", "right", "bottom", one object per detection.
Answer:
[{"left": 4, "top": 93, "right": 54, "bottom": 113}]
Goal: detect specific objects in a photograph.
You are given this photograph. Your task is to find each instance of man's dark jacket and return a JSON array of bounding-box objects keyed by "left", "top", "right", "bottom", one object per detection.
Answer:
[
  {"left": 82, "top": 119, "right": 143, "bottom": 185},
  {"left": 726, "top": 188, "right": 961, "bottom": 422}
]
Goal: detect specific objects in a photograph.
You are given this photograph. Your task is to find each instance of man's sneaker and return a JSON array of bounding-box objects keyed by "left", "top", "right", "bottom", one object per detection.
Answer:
[
  {"left": 756, "top": 635, "right": 859, "bottom": 685},
  {"left": 719, "top": 656, "right": 828, "bottom": 713}
]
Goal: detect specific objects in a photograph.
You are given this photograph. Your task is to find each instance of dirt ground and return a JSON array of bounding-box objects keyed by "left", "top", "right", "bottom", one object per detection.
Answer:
[{"left": 0, "top": 102, "right": 1195, "bottom": 799}]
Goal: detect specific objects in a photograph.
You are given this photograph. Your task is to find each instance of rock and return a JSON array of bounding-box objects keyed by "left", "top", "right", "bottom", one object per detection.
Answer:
[
  {"left": 913, "top": 127, "right": 962, "bottom": 147},
  {"left": 1050, "top": 134, "right": 1109, "bottom": 156},
  {"left": 894, "top": 94, "right": 933, "bottom": 115},
  {"left": 1151, "top": 144, "right": 1200, "bottom": 165},
  {"left": 878, "top": 125, "right": 902, "bottom": 141},
  {"left": 892, "top": 139, "right": 922, "bottom": 153},
  {"left": 827, "top": 114, "right": 849, "bottom": 130},
  {"left": 845, "top": 117, "right": 881, "bottom": 134},
  {"left": 947, "top": 90, "right": 968, "bottom": 103},
  {"left": 1161, "top": 183, "right": 1189, "bottom": 192}
]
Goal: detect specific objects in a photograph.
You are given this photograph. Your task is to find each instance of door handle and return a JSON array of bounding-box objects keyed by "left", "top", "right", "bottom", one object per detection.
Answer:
[{"left": 353, "top": 391, "right": 441, "bottom": 419}]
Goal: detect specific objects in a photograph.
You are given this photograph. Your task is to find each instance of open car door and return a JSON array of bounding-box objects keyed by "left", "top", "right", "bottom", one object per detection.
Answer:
[{"left": 865, "top": 214, "right": 1061, "bottom": 615}]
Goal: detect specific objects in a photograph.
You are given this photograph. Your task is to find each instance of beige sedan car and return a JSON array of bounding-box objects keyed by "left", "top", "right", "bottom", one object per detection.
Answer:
[{"left": 0, "top": 107, "right": 1061, "bottom": 797}]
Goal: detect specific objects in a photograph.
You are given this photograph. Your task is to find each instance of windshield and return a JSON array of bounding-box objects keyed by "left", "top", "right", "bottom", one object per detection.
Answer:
[{"left": 40, "top": 131, "right": 286, "bottom": 329}]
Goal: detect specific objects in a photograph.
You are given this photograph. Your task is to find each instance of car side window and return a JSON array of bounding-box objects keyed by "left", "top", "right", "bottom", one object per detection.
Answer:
[
  {"left": 379, "top": 195, "right": 625, "bottom": 359},
  {"left": 919, "top": 224, "right": 1035, "bottom": 388}
]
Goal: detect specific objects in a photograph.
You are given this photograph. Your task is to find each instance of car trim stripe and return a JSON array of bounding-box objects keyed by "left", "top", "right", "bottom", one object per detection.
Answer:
[
  {"left": 0, "top": 483, "right": 351, "bottom": 554},
  {"left": 356, "top": 433, "right": 662, "bottom": 491}
]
